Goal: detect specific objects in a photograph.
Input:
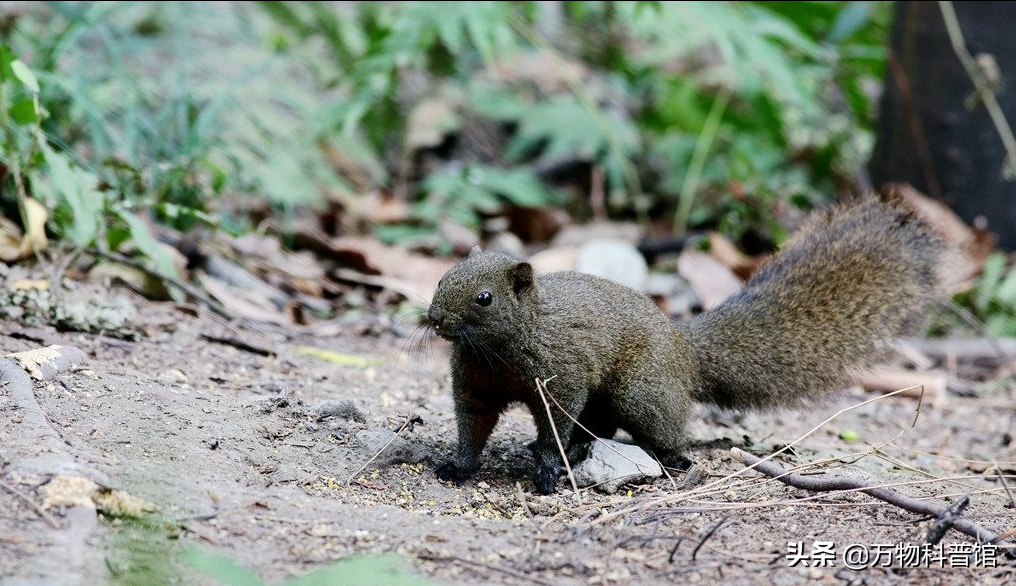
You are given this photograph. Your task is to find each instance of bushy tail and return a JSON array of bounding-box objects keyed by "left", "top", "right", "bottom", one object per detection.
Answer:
[{"left": 680, "top": 197, "right": 948, "bottom": 410}]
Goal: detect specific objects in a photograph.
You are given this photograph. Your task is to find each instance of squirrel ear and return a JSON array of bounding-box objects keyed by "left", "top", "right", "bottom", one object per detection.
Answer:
[
  {"left": 468, "top": 245, "right": 482, "bottom": 258},
  {"left": 512, "top": 262, "right": 534, "bottom": 295}
]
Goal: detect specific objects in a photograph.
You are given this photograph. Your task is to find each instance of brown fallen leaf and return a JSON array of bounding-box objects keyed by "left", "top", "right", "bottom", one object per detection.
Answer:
[
  {"left": 706, "top": 232, "right": 768, "bottom": 281},
  {"left": 197, "top": 272, "right": 291, "bottom": 326},
  {"left": 89, "top": 262, "right": 172, "bottom": 300},
  {"left": 882, "top": 183, "right": 995, "bottom": 288},
  {"left": 491, "top": 51, "right": 588, "bottom": 92},
  {"left": 406, "top": 97, "right": 460, "bottom": 152},
  {"left": 299, "top": 232, "right": 453, "bottom": 304},
  {"left": 342, "top": 191, "right": 412, "bottom": 229},
  {"left": 507, "top": 206, "right": 572, "bottom": 243},
  {"left": 855, "top": 367, "right": 948, "bottom": 408},
  {"left": 677, "top": 249, "right": 744, "bottom": 311}
]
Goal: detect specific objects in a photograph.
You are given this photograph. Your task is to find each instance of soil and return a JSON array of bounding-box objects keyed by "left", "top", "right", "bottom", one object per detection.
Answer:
[{"left": 1, "top": 291, "right": 1014, "bottom": 586}]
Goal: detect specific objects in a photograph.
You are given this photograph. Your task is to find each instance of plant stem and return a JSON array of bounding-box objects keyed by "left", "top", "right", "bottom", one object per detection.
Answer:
[
  {"left": 674, "top": 87, "right": 730, "bottom": 235},
  {"left": 939, "top": 1, "right": 1016, "bottom": 179}
]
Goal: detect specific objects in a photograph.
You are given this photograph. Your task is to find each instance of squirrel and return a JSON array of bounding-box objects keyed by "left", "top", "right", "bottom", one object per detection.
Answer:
[{"left": 427, "top": 196, "right": 949, "bottom": 494}]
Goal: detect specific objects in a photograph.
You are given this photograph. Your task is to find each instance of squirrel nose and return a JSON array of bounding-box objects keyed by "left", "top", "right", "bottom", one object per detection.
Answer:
[{"left": 428, "top": 305, "right": 445, "bottom": 327}]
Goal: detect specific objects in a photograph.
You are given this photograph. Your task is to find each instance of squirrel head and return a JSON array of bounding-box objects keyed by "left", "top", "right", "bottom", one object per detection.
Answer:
[{"left": 428, "top": 247, "right": 536, "bottom": 346}]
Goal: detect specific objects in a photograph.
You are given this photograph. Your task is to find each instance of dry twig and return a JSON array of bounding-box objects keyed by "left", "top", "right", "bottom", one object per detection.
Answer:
[
  {"left": 345, "top": 413, "right": 421, "bottom": 485},
  {"left": 939, "top": 1, "right": 1016, "bottom": 178},
  {"left": 731, "top": 447, "right": 1010, "bottom": 550},
  {"left": 596, "top": 385, "right": 925, "bottom": 524},
  {"left": 534, "top": 376, "right": 580, "bottom": 502}
]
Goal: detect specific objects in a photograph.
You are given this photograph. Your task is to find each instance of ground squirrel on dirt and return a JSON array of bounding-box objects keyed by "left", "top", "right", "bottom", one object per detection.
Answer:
[{"left": 427, "top": 197, "right": 948, "bottom": 494}]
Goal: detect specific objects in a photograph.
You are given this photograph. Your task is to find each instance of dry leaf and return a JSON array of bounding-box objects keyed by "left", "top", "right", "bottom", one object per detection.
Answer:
[
  {"left": 706, "top": 232, "right": 767, "bottom": 281},
  {"left": 198, "top": 272, "right": 291, "bottom": 325},
  {"left": 42, "top": 475, "right": 100, "bottom": 510},
  {"left": 89, "top": 262, "right": 172, "bottom": 300},
  {"left": 293, "top": 345, "right": 382, "bottom": 367},
  {"left": 303, "top": 233, "right": 453, "bottom": 304},
  {"left": 677, "top": 249, "right": 743, "bottom": 310},
  {"left": 883, "top": 183, "right": 995, "bottom": 287},
  {"left": 0, "top": 197, "right": 49, "bottom": 261},
  {"left": 406, "top": 98, "right": 460, "bottom": 152}
]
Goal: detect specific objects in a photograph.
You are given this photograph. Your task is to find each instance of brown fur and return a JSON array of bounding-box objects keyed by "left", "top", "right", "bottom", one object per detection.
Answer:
[{"left": 428, "top": 197, "right": 948, "bottom": 494}]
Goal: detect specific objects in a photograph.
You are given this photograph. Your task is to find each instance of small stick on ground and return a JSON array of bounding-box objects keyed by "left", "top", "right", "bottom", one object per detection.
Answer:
[
  {"left": 925, "top": 493, "right": 971, "bottom": 546},
  {"left": 997, "top": 467, "right": 1016, "bottom": 509},
  {"left": 345, "top": 413, "right": 420, "bottom": 485},
  {"left": 200, "top": 334, "right": 275, "bottom": 357},
  {"left": 596, "top": 384, "right": 926, "bottom": 524},
  {"left": 534, "top": 376, "right": 580, "bottom": 502},
  {"left": 691, "top": 517, "right": 729, "bottom": 562},
  {"left": 0, "top": 479, "right": 60, "bottom": 529},
  {"left": 515, "top": 482, "right": 534, "bottom": 518},
  {"left": 731, "top": 447, "right": 1011, "bottom": 552}
]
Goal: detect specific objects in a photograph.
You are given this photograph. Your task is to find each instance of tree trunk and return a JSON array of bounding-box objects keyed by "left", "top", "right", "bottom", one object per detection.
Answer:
[{"left": 870, "top": 1, "right": 1016, "bottom": 250}]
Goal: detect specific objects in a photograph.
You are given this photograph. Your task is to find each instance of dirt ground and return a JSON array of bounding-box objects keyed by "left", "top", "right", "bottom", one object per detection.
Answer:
[{"left": 2, "top": 291, "right": 1015, "bottom": 586}]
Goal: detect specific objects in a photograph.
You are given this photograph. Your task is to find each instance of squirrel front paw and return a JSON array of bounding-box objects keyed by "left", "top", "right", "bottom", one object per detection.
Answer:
[
  {"left": 531, "top": 462, "right": 561, "bottom": 495},
  {"left": 435, "top": 461, "right": 476, "bottom": 484}
]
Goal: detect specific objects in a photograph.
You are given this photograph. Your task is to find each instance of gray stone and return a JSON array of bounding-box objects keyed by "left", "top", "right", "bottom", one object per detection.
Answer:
[
  {"left": 355, "top": 429, "right": 429, "bottom": 465},
  {"left": 313, "top": 399, "right": 365, "bottom": 423},
  {"left": 575, "top": 239, "right": 648, "bottom": 292},
  {"left": 572, "top": 439, "right": 662, "bottom": 493}
]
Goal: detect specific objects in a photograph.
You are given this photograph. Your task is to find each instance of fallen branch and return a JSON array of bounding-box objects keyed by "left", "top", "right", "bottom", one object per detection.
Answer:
[
  {"left": 731, "top": 447, "right": 1011, "bottom": 551},
  {"left": 7, "top": 345, "right": 88, "bottom": 381},
  {"left": 595, "top": 384, "right": 926, "bottom": 524}
]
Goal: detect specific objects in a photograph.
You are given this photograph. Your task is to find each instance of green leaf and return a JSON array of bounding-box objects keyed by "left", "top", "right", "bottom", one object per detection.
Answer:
[
  {"left": 479, "top": 167, "right": 553, "bottom": 207},
  {"left": 39, "top": 144, "right": 104, "bottom": 247},
  {"left": 10, "top": 59, "right": 40, "bottom": 93},
  {"left": 9, "top": 96, "right": 38, "bottom": 124},
  {"left": 995, "top": 263, "right": 1016, "bottom": 307},
  {"left": 0, "top": 44, "right": 14, "bottom": 81},
  {"left": 114, "top": 209, "right": 179, "bottom": 279},
  {"left": 975, "top": 253, "right": 1006, "bottom": 312},
  {"left": 180, "top": 547, "right": 266, "bottom": 586}
]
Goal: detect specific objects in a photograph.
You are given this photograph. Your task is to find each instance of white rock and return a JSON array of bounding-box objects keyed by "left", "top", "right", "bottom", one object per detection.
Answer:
[
  {"left": 575, "top": 239, "right": 648, "bottom": 291},
  {"left": 572, "top": 439, "right": 662, "bottom": 493}
]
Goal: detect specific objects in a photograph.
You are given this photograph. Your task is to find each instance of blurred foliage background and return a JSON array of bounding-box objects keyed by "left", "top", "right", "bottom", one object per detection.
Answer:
[{"left": 0, "top": 0, "right": 892, "bottom": 259}]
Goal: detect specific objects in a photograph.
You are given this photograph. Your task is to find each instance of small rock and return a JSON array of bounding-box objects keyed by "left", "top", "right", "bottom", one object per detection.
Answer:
[
  {"left": 485, "top": 231, "right": 526, "bottom": 258},
  {"left": 355, "top": 429, "right": 429, "bottom": 465},
  {"left": 575, "top": 239, "right": 648, "bottom": 291},
  {"left": 572, "top": 439, "right": 662, "bottom": 493},
  {"left": 528, "top": 246, "right": 577, "bottom": 274},
  {"left": 313, "top": 399, "right": 365, "bottom": 423},
  {"left": 551, "top": 221, "right": 643, "bottom": 247}
]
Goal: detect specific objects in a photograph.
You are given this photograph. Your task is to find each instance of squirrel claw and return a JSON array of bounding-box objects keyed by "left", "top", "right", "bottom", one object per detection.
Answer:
[
  {"left": 435, "top": 461, "right": 474, "bottom": 484},
  {"left": 531, "top": 463, "right": 561, "bottom": 495}
]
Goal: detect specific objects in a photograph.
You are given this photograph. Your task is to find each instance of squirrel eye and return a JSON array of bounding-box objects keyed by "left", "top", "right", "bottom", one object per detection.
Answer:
[{"left": 475, "top": 291, "right": 493, "bottom": 306}]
